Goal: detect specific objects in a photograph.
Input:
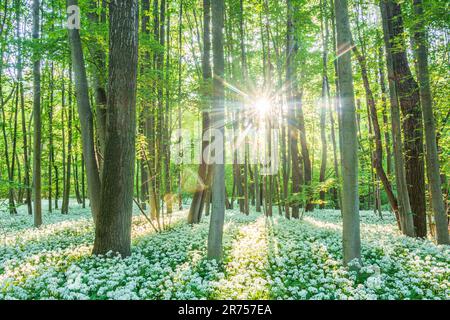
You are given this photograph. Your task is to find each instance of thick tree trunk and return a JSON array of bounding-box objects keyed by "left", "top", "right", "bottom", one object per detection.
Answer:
[
  {"left": 380, "top": 0, "right": 415, "bottom": 237},
  {"left": 385, "top": 0, "right": 426, "bottom": 237},
  {"left": 334, "top": 0, "right": 361, "bottom": 266},
  {"left": 413, "top": 0, "right": 449, "bottom": 244},
  {"left": 93, "top": 0, "right": 139, "bottom": 257}
]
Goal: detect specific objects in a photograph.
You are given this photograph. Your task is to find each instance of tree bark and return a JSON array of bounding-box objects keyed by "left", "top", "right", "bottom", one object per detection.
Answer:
[
  {"left": 378, "top": 43, "right": 392, "bottom": 177},
  {"left": 62, "top": 67, "right": 73, "bottom": 214},
  {"left": 87, "top": 0, "right": 107, "bottom": 170},
  {"left": 380, "top": 0, "right": 415, "bottom": 237},
  {"left": 334, "top": 0, "right": 361, "bottom": 266},
  {"left": 384, "top": 0, "right": 426, "bottom": 237},
  {"left": 67, "top": 0, "right": 101, "bottom": 221},
  {"left": 189, "top": 0, "right": 212, "bottom": 224},
  {"left": 16, "top": 0, "right": 32, "bottom": 215},
  {"left": 92, "top": 0, "right": 139, "bottom": 256},
  {"left": 319, "top": 0, "right": 329, "bottom": 209},
  {"left": 413, "top": 0, "right": 449, "bottom": 244},
  {"left": 286, "top": 0, "right": 300, "bottom": 219},
  {"left": 207, "top": 0, "right": 225, "bottom": 261},
  {"left": 32, "top": 0, "right": 42, "bottom": 227}
]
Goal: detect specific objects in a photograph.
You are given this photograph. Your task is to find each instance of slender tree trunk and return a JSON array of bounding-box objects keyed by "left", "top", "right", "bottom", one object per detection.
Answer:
[
  {"left": 67, "top": 0, "right": 101, "bottom": 221},
  {"left": 207, "top": 0, "right": 225, "bottom": 261},
  {"left": 189, "top": 0, "right": 211, "bottom": 224},
  {"left": 87, "top": 0, "right": 107, "bottom": 168},
  {"left": 32, "top": 0, "right": 42, "bottom": 227},
  {"left": 319, "top": 0, "right": 329, "bottom": 209},
  {"left": 48, "top": 62, "right": 54, "bottom": 213},
  {"left": 413, "top": 0, "right": 449, "bottom": 244},
  {"left": 0, "top": 85, "right": 17, "bottom": 214},
  {"left": 164, "top": 3, "right": 172, "bottom": 215},
  {"left": 255, "top": 163, "right": 261, "bottom": 212},
  {"left": 286, "top": 0, "right": 299, "bottom": 219},
  {"left": 177, "top": 0, "right": 183, "bottom": 210},
  {"left": 62, "top": 67, "right": 73, "bottom": 214},
  {"left": 140, "top": 0, "right": 151, "bottom": 211},
  {"left": 378, "top": 43, "right": 392, "bottom": 177},
  {"left": 81, "top": 156, "right": 85, "bottom": 208},
  {"left": 73, "top": 155, "right": 81, "bottom": 204},
  {"left": 334, "top": 0, "right": 361, "bottom": 266},
  {"left": 15, "top": 0, "right": 32, "bottom": 215},
  {"left": 352, "top": 45, "right": 400, "bottom": 225},
  {"left": 239, "top": 0, "right": 249, "bottom": 216}
]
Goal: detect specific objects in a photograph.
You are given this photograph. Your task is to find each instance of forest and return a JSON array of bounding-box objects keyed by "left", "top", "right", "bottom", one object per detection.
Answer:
[{"left": 0, "top": 0, "right": 448, "bottom": 300}]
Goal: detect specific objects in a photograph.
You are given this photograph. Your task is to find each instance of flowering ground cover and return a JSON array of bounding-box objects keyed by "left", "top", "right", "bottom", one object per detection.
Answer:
[{"left": 0, "top": 203, "right": 448, "bottom": 300}]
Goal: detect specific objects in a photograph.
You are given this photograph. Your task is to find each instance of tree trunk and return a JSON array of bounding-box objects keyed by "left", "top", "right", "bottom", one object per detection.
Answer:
[
  {"left": 62, "top": 67, "right": 73, "bottom": 214},
  {"left": 140, "top": 0, "right": 151, "bottom": 211},
  {"left": 177, "top": 0, "right": 183, "bottom": 210},
  {"left": 164, "top": 4, "right": 172, "bottom": 215},
  {"left": 334, "top": 0, "right": 361, "bottom": 266},
  {"left": 87, "top": 0, "right": 107, "bottom": 168},
  {"left": 16, "top": 0, "right": 32, "bottom": 215},
  {"left": 189, "top": 0, "right": 212, "bottom": 224},
  {"left": 67, "top": 0, "right": 101, "bottom": 221},
  {"left": 32, "top": 0, "right": 42, "bottom": 227},
  {"left": 330, "top": 0, "right": 341, "bottom": 210},
  {"left": 48, "top": 62, "right": 54, "bottom": 213},
  {"left": 0, "top": 85, "right": 17, "bottom": 215},
  {"left": 93, "top": 0, "right": 139, "bottom": 257},
  {"left": 378, "top": 43, "right": 392, "bottom": 177},
  {"left": 352, "top": 44, "right": 400, "bottom": 225},
  {"left": 380, "top": 0, "right": 415, "bottom": 237},
  {"left": 286, "top": 0, "right": 300, "bottom": 219},
  {"left": 319, "top": 0, "right": 329, "bottom": 209},
  {"left": 384, "top": 0, "right": 425, "bottom": 237},
  {"left": 207, "top": 0, "right": 225, "bottom": 261},
  {"left": 413, "top": 0, "right": 449, "bottom": 244}
]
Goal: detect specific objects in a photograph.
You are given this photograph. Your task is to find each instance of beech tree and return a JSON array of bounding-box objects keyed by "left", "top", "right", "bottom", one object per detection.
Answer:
[
  {"left": 334, "top": 0, "right": 361, "bottom": 265},
  {"left": 32, "top": 0, "right": 42, "bottom": 227},
  {"left": 207, "top": 0, "right": 225, "bottom": 261},
  {"left": 93, "top": 0, "right": 139, "bottom": 256},
  {"left": 412, "top": 0, "right": 449, "bottom": 244}
]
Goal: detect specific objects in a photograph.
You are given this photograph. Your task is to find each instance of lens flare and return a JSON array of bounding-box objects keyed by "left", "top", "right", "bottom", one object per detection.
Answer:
[{"left": 254, "top": 97, "right": 271, "bottom": 115}]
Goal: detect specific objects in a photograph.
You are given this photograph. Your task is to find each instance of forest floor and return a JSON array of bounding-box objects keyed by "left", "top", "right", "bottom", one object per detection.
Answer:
[{"left": 0, "top": 202, "right": 448, "bottom": 300}]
